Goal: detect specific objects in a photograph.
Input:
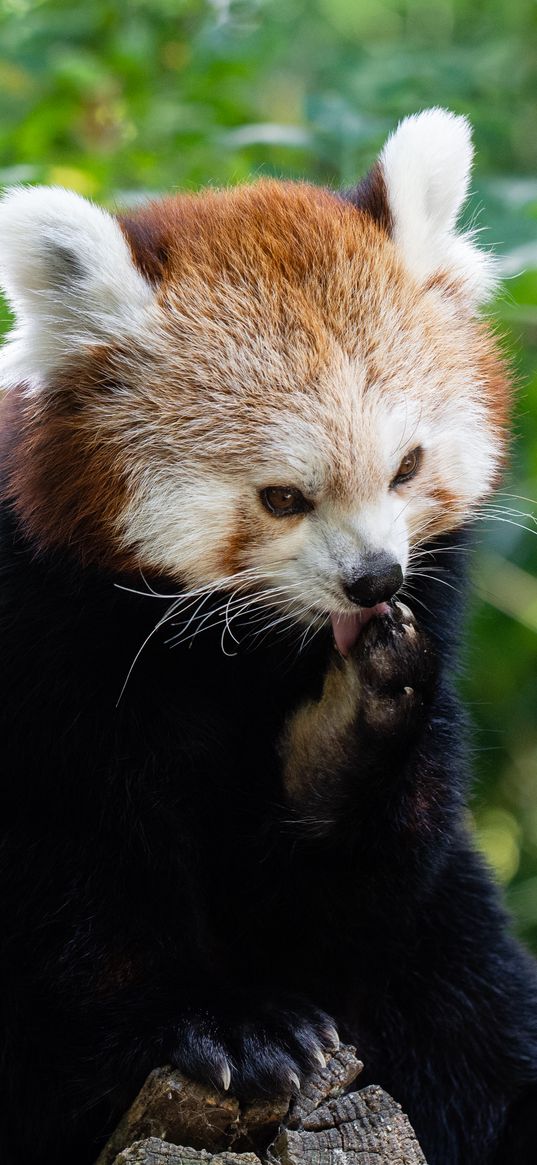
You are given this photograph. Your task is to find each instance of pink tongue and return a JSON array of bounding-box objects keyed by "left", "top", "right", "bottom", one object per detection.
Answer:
[{"left": 331, "top": 603, "right": 390, "bottom": 656}]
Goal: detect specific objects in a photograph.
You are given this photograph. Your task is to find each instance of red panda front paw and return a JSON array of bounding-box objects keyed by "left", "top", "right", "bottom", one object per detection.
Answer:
[
  {"left": 164, "top": 1000, "right": 340, "bottom": 1099},
  {"left": 353, "top": 600, "right": 437, "bottom": 738}
]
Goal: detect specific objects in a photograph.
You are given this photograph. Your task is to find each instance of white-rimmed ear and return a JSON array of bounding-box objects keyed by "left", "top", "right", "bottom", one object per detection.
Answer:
[
  {"left": 378, "top": 108, "right": 497, "bottom": 305},
  {"left": 0, "top": 185, "right": 156, "bottom": 390}
]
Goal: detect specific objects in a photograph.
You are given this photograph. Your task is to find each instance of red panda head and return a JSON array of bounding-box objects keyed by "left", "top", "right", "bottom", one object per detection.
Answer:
[{"left": 0, "top": 109, "right": 510, "bottom": 648}]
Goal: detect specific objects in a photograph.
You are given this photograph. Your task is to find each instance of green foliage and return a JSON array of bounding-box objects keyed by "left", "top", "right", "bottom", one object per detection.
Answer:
[
  {"left": 1, "top": 0, "right": 537, "bottom": 196},
  {"left": 0, "top": 0, "right": 536, "bottom": 941}
]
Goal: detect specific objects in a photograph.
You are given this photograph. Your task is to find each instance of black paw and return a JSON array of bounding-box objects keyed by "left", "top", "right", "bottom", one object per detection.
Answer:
[
  {"left": 353, "top": 600, "right": 437, "bottom": 737},
  {"left": 164, "top": 1000, "right": 340, "bottom": 1099}
]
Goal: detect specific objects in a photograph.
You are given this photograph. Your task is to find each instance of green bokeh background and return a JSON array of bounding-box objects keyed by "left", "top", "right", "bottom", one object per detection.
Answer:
[{"left": 1, "top": 0, "right": 536, "bottom": 941}]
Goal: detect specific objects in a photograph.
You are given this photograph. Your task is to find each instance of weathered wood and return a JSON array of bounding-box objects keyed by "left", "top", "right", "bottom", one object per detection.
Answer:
[
  {"left": 97, "top": 1045, "right": 428, "bottom": 1165},
  {"left": 113, "top": 1141, "right": 261, "bottom": 1165},
  {"left": 95, "top": 1069, "right": 242, "bottom": 1164},
  {"left": 288, "top": 1043, "right": 363, "bottom": 1126},
  {"left": 228, "top": 1096, "right": 291, "bottom": 1155},
  {"left": 270, "top": 1085, "right": 427, "bottom": 1164}
]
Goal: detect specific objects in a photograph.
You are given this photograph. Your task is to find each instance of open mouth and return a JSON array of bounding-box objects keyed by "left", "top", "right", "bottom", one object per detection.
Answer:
[{"left": 330, "top": 604, "right": 390, "bottom": 656}]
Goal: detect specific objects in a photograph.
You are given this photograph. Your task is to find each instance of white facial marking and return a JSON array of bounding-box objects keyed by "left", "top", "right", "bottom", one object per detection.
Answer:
[
  {"left": 117, "top": 347, "right": 500, "bottom": 628},
  {"left": 121, "top": 472, "right": 242, "bottom": 584}
]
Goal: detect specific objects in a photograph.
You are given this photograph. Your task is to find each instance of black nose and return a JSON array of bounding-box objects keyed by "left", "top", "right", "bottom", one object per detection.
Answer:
[{"left": 343, "top": 562, "right": 403, "bottom": 607}]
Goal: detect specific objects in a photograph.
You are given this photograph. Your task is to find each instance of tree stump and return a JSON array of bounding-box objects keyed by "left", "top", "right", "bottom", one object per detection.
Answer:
[{"left": 95, "top": 1046, "right": 427, "bottom": 1165}]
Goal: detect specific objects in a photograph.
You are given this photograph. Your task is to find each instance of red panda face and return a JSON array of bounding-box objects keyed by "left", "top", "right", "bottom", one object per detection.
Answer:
[{"left": 0, "top": 110, "right": 510, "bottom": 645}]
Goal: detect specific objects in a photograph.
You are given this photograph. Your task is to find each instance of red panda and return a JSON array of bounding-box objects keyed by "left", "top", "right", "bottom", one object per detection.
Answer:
[{"left": 0, "top": 109, "right": 534, "bottom": 1165}]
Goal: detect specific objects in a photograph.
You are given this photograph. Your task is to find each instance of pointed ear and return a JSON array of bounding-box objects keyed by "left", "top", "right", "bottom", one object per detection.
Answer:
[
  {"left": 352, "top": 109, "right": 497, "bottom": 307},
  {"left": 0, "top": 186, "right": 156, "bottom": 390}
]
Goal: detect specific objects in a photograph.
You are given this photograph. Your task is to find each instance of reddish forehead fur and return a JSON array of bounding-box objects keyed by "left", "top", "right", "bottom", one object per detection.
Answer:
[
  {"left": 1, "top": 179, "right": 512, "bottom": 568},
  {"left": 121, "top": 179, "right": 511, "bottom": 476},
  {"left": 120, "top": 180, "right": 375, "bottom": 289}
]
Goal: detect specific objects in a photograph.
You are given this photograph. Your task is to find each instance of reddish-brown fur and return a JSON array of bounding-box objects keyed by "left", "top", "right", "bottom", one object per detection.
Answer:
[{"left": 0, "top": 180, "right": 512, "bottom": 573}]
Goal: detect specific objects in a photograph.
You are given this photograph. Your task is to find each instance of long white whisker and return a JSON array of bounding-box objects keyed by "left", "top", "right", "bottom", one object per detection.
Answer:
[
  {"left": 116, "top": 595, "right": 185, "bottom": 706},
  {"left": 116, "top": 567, "right": 275, "bottom": 699},
  {"left": 406, "top": 570, "right": 462, "bottom": 595},
  {"left": 167, "top": 582, "right": 305, "bottom": 650}
]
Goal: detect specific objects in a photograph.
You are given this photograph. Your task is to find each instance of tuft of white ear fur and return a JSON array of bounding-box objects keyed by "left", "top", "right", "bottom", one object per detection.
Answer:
[
  {"left": 0, "top": 185, "right": 156, "bottom": 390},
  {"left": 380, "top": 108, "right": 497, "bottom": 305}
]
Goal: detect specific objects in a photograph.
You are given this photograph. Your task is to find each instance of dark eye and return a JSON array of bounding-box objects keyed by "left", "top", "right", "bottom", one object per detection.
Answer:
[
  {"left": 390, "top": 446, "right": 422, "bottom": 489},
  {"left": 260, "top": 486, "right": 312, "bottom": 517}
]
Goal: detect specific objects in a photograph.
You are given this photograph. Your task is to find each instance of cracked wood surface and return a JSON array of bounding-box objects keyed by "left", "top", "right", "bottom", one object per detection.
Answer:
[
  {"left": 96, "top": 1045, "right": 427, "bottom": 1165},
  {"left": 114, "top": 1144, "right": 261, "bottom": 1165},
  {"left": 270, "top": 1085, "right": 428, "bottom": 1163}
]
